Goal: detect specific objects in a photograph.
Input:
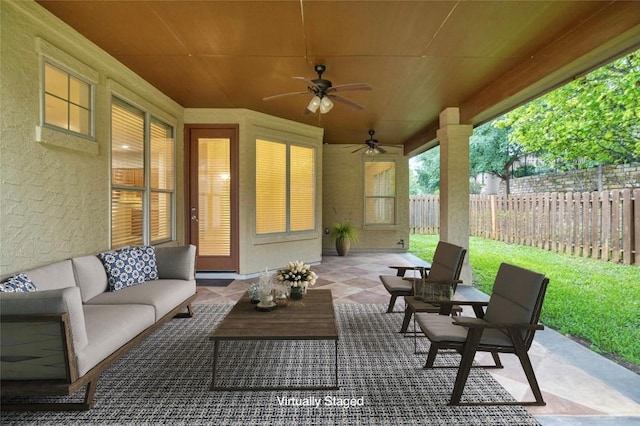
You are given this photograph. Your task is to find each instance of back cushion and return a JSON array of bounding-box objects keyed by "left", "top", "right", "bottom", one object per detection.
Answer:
[
  {"left": 426, "top": 241, "right": 465, "bottom": 283},
  {"left": 155, "top": 245, "right": 196, "bottom": 280},
  {"left": 72, "top": 255, "right": 109, "bottom": 302},
  {"left": 22, "top": 260, "right": 77, "bottom": 291},
  {"left": 484, "top": 263, "right": 546, "bottom": 326}
]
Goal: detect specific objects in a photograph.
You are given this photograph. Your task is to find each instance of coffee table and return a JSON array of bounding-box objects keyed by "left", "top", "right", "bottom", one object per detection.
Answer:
[{"left": 209, "top": 289, "right": 339, "bottom": 391}]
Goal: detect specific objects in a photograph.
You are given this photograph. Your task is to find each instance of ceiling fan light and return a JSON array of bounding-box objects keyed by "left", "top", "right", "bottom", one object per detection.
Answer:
[
  {"left": 306, "top": 96, "right": 321, "bottom": 113},
  {"left": 319, "top": 96, "right": 334, "bottom": 114},
  {"left": 365, "top": 147, "right": 380, "bottom": 156}
]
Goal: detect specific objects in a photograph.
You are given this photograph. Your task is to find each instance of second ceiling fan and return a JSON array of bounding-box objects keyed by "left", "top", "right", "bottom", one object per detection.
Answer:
[
  {"left": 352, "top": 130, "right": 386, "bottom": 155},
  {"left": 263, "top": 64, "right": 371, "bottom": 114}
]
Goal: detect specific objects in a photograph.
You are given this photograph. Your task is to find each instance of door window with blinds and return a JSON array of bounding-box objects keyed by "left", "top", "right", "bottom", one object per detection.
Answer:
[
  {"left": 255, "top": 138, "right": 315, "bottom": 235},
  {"left": 364, "top": 160, "right": 396, "bottom": 225},
  {"left": 111, "top": 98, "right": 175, "bottom": 248}
]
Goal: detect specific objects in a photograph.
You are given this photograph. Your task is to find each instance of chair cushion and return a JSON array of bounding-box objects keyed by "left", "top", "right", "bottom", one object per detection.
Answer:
[
  {"left": 426, "top": 241, "right": 465, "bottom": 283},
  {"left": 415, "top": 313, "right": 513, "bottom": 347},
  {"left": 484, "top": 263, "right": 546, "bottom": 325},
  {"left": 379, "top": 275, "right": 414, "bottom": 293}
]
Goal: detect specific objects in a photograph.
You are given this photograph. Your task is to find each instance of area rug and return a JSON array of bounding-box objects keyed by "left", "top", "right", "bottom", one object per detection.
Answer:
[{"left": 1, "top": 304, "right": 539, "bottom": 425}]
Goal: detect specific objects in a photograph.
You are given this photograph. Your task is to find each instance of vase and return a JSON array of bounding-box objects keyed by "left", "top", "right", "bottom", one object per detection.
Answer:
[
  {"left": 289, "top": 286, "right": 303, "bottom": 300},
  {"left": 336, "top": 238, "right": 350, "bottom": 256}
]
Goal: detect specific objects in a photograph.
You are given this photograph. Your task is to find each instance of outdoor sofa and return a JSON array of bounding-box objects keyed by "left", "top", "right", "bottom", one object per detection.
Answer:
[{"left": 0, "top": 245, "right": 197, "bottom": 411}]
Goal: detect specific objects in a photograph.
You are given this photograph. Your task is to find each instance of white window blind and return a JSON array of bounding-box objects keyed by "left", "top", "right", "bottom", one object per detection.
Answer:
[
  {"left": 255, "top": 139, "right": 315, "bottom": 235},
  {"left": 198, "top": 138, "right": 231, "bottom": 256},
  {"left": 150, "top": 119, "right": 174, "bottom": 243},
  {"left": 290, "top": 145, "right": 315, "bottom": 232},
  {"left": 364, "top": 161, "right": 396, "bottom": 225},
  {"left": 110, "top": 97, "right": 175, "bottom": 248},
  {"left": 256, "top": 139, "right": 287, "bottom": 234}
]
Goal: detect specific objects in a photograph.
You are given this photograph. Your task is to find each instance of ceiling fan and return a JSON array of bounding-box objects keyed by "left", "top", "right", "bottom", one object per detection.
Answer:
[
  {"left": 352, "top": 130, "right": 386, "bottom": 155},
  {"left": 263, "top": 64, "right": 371, "bottom": 114}
]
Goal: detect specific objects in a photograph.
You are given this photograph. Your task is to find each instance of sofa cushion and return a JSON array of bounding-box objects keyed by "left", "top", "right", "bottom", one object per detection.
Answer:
[
  {"left": 139, "top": 245, "right": 159, "bottom": 281},
  {"left": 155, "top": 245, "right": 196, "bottom": 280},
  {"left": 21, "top": 260, "right": 77, "bottom": 291},
  {"left": 98, "top": 247, "right": 146, "bottom": 291},
  {"left": 77, "top": 304, "right": 155, "bottom": 377},
  {"left": 85, "top": 279, "right": 196, "bottom": 321},
  {"left": 0, "top": 273, "right": 38, "bottom": 292},
  {"left": 72, "top": 255, "right": 109, "bottom": 303},
  {"left": 0, "top": 287, "right": 89, "bottom": 353}
]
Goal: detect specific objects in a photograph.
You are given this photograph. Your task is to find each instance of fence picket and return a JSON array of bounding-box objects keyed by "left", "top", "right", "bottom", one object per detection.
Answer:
[{"left": 409, "top": 189, "right": 638, "bottom": 265}]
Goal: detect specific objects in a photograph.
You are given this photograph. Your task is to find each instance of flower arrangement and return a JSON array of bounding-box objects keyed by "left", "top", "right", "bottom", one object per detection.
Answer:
[{"left": 276, "top": 260, "right": 317, "bottom": 289}]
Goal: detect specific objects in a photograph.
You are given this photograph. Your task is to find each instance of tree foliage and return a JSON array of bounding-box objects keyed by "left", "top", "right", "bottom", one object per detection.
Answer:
[
  {"left": 496, "top": 51, "right": 640, "bottom": 168},
  {"left": 469, "top": 122, "right": 525, "bottom": 194},
  {"left": 410, "top": 147, "right": 440, "bottom": 194},
  {"left": 409, "top": 51, "right": 639, "bottom": 195}
]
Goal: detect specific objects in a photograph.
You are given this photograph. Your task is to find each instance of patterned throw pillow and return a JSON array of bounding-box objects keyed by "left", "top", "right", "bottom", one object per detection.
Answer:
[
  {"left": 98, "top": 247, "right": 146, "bottom": 292},
  {"left": 0, "top": 273, "right": 38, "bottom": 292},
  {"left": 139, "top": 246, "right": 158, "bottom": 281}
]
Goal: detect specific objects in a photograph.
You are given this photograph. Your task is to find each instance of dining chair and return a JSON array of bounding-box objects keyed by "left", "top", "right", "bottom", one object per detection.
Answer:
[{"left": 416, "top": 262, "right": 549, "bottom": 406}]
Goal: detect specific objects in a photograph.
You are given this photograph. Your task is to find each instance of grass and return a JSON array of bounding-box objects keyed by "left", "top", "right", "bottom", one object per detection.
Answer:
[{"left": 409, "top": 234, "right": 640, "bottom": 367}]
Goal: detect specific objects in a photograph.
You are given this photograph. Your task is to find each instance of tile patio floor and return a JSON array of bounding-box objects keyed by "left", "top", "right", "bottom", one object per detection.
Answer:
[{"left": 194, "top": 252, "right": 640, "bottom": 425}]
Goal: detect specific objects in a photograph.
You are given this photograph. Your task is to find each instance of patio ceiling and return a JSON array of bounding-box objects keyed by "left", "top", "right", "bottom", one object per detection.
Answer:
[{"left": 37, "top": 1, "right": 640, "bottom": 155}]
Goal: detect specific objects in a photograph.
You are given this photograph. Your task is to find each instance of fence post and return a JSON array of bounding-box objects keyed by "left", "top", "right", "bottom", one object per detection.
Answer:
[{"left": 633, "top": 189, "right": 639, "bottom": 266}]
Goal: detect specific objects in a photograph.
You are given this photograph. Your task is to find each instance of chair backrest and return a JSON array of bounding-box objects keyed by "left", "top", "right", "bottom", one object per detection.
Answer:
[
  {"left": 484, "top": 263, "right": 549, "bottom": 348},
  {"left": 425, "top": 241, "right": 467, "bottom": 287}
]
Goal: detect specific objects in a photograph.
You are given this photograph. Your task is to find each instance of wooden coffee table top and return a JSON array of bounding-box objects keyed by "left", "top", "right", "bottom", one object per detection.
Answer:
[{"left": 209, "top": 289, "right": 338, "bottom": 341}]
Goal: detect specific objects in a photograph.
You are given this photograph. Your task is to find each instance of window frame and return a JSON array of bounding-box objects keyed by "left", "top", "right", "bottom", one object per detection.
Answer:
[
  {"left": 363, "top": 159, "right": 397, "bottom": 226},
  {"left": 41, "top": 59, "right": 95, "bottom": 140},
  {"left": 110, "top": 96, "right": 176, "bottom": 248},
  {"left": 254, "top": 136, "right": 317, "bottom": 238}
]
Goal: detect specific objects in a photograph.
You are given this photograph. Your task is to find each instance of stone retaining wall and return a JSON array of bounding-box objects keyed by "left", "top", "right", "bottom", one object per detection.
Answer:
[{"left": 498, "top": 163, "right": 640, "bottom": 194}]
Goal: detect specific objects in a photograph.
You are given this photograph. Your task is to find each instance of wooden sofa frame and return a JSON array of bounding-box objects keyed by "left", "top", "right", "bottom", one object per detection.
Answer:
[{"left": 1, "top": 294, "right": 196, "bottom": 411}]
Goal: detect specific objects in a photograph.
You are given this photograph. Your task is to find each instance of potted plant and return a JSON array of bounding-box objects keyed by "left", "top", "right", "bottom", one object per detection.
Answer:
[{"left": 332, "top": 223, "right": 359, "bottom": 256}]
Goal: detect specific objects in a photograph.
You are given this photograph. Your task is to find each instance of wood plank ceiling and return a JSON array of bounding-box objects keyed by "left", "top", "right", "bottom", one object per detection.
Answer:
[{"left": 37, "top": 0, "right": 640, "bottom": 154}]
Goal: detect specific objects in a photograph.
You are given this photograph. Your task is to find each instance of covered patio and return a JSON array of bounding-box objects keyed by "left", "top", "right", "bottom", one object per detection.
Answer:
[{"left": 195, "top": 252, "right": 640, "bottom": 424}]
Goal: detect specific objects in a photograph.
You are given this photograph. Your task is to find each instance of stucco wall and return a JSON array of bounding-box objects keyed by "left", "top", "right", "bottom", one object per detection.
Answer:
[
  {"left": 184, "top": 109, "right": 324, "bottom": 274},
  {"left": 0, "top": 1, "right": 184, "bottom": 274},
  {"left": 322, "top": 145, "right": 410, "bottom": 254}
]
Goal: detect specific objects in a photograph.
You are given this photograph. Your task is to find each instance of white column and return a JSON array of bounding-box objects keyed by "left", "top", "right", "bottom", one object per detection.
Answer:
[{"left": 437, "top": 108, "right": 473, "bottom": 286}]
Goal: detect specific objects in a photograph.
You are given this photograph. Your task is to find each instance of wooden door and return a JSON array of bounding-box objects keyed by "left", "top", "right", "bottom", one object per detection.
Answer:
[{"left": 186, "top": 125, "right": 239, "bottom": 271}]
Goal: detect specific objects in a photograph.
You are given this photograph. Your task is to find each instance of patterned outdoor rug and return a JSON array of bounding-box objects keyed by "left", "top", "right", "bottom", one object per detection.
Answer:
[{"left": 1, "top": 304, "right": 539, "bottom": 425}]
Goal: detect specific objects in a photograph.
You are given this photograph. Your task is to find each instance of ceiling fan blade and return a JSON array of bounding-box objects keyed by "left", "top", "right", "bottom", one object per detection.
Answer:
[
  {"left": 327, "top": 83, "right": 372, "bottom": 93},
  {"left": 263, "top": 91, "right": 309, "bottom": 101},
  {"left": 377, "top": 146, "right": 387, "bottom": 154},
  {"left": 351, "top": 146, "right": 366, "bottom": 153},
  {"left": 327, "top": 94, "right": 365, "bottom": 110},
  {"left": 292, "top": 76, "right": 317, "bottom": 87}
]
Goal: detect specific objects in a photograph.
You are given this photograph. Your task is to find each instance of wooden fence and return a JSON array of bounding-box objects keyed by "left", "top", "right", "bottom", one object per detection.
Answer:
[{"left": 410, "top": 189, "right": 640, "bottom": 265}]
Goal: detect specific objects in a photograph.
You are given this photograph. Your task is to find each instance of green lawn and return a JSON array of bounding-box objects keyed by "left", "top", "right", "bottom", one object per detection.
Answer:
[{"left": 409, "top": 234, "right": 640, "bottom": 367}]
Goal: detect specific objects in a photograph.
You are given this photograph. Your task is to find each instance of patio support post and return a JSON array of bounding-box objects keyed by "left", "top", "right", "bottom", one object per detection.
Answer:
[{"left": 437, "top": 108, "right": 473, "bottom": 286}]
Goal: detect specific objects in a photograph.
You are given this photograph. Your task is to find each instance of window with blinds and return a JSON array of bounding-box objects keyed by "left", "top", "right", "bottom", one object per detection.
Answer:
[
  {"left": 255, "top": 139, "right": 315, "bottom": 235},
  {"left": 364, "top": 161, "right": 396, "bottom": 225},
  {"left": 43, "top": 62, "right": 93, "bottom": 137},
  {"left": 110, "top": 98, "right": 175, "bottom": 248}
]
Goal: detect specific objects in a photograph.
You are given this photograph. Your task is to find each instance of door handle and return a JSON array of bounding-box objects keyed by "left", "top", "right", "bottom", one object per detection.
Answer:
[{"left": 191, "top": 207, "right": 199, "bottom": 223}]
